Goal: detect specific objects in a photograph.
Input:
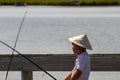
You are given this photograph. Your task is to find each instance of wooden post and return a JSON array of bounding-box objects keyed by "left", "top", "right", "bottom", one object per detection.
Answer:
[{"left": 21, "top": 71, "right": 33, "bottom": 80}]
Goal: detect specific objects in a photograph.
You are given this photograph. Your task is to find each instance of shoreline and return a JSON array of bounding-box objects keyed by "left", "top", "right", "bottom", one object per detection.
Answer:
[
  {"left": 0, "top": 5, "right": 120, "bottom": 8},
  {"left": 0, "top": 0, "right": 120, "bottom": 6}
]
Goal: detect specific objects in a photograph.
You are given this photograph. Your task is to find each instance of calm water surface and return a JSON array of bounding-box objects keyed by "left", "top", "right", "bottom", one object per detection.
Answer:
[
  {"left": 0, "top": 71, "right": 120, "bottom": 80},
  {"left": 0, "top": 6, "right": 120, "bottom": 54},
  {"left": 0, "top": 6, "right": 120, "bottom": 80}
]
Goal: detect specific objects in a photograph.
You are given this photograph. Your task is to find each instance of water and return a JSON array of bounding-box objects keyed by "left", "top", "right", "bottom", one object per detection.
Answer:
[
  {"left": 0, "top": 6, "right": 120, "bottom": 54},
  {"left": 0, "top": 71, "right": 120, "bottom": 80},
  {"left": 0, "top": 6, "right": 120, "bottom": 80}
]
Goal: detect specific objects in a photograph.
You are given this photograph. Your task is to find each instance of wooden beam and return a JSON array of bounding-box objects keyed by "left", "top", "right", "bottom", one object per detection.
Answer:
[{"left": 0, "top": 54, "right": 120, "bottom": 71}]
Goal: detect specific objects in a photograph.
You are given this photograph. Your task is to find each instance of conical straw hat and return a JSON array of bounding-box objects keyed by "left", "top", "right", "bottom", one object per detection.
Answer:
[{"left": 69, "top": 34, "right": 92, "bottom": 50}]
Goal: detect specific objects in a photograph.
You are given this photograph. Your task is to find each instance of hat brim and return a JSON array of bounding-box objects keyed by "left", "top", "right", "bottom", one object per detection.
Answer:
[
  {"left": 69, "top": 38, "right": 92, "bottom": 50},
  {"left": 69, "top": 38, "right": 85, "bottom": 48}
]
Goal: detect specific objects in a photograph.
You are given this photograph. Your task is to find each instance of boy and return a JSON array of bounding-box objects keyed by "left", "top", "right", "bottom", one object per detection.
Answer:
[{"left": 64, "top": 34, "right": 92, "bottom": 80}]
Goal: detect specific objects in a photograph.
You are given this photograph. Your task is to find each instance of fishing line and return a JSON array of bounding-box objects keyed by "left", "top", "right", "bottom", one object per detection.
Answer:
[
  {"left": 5, "top": 12, "right": 27, "bottom": 80},
  {"left": 0, "top": 41, "right": 57, "bottom": 80}
]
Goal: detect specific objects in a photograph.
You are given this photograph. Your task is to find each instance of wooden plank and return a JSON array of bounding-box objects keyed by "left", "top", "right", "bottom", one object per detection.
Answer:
[
  {"left": 0, "top": 54, "right": 120, "bottom": 71},
  {"left": 91, "top": 54, "right": 120, "bottom": 71}
]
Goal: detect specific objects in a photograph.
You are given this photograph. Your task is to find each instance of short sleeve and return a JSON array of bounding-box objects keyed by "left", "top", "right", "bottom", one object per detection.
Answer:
[{"left": 76, "top": 55, "right": 87, "bottom": 72}]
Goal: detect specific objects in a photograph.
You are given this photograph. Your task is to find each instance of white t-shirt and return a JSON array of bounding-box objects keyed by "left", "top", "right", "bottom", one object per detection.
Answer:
[{"left": 72, "top": 51, "right": 90, "bottom": 80}]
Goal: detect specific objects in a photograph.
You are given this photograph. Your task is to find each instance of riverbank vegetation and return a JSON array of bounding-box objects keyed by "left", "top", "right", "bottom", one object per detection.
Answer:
[{"left": 0, "top": 0, "right": 120, "bottom": 6}]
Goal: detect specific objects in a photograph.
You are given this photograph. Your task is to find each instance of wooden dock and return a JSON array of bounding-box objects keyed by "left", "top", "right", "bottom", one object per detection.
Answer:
[{"left": 0, "top": 54, "right": 120, "bottom": 80}]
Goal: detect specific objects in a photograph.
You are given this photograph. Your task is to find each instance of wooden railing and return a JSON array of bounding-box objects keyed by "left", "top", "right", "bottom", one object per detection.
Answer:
[{"left": 0, "top": 54, "right": 120, "bottom": 80}]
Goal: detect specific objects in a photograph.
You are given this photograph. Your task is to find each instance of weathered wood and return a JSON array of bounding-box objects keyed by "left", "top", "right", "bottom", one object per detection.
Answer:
[
  {"left": 21, "top": 71, "right": 33, "bottom": 80},
  {"left": 91, "top": 54, "right": 120, "bottom": 71},
  {"left": 0, "top": 54, "right": 120, "bottom": 71}
]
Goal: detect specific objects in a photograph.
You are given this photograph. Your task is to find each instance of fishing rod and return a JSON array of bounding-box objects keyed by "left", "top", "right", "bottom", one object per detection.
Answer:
[
  {"left": 0, "top": 41, "right": 57, "bottom": 80},
  {"left": 5, "top": 12, "right": 27, "bottom": 80}
]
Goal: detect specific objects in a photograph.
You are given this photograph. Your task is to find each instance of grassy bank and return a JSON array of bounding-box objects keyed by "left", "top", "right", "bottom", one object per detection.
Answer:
[
  {"left": 78, "top": 0, "right": 120, "bottom": 6},
  {"left": 0, "top": 0, "right": 120, "bottom": 6}
]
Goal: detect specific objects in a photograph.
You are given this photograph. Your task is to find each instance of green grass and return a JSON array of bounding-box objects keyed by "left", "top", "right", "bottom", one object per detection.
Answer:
[
  {"left": 0, "top": 0, "right": 120, "bottom": 6},
  {"left": 77, "top": 0, "right": 120, "bottom": 6},
  {"left": 25, "top": 0, "right": 71, "bottom": 5}
]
